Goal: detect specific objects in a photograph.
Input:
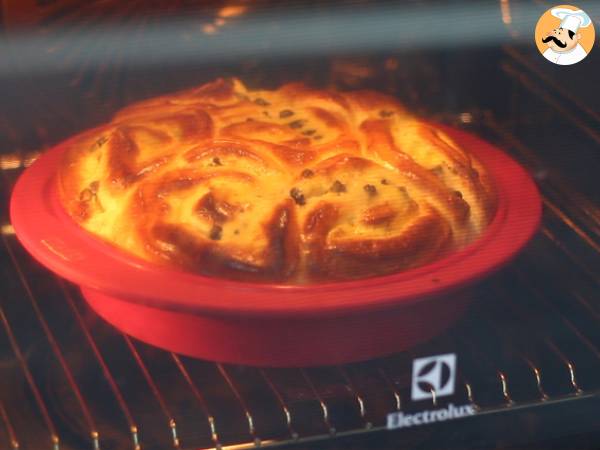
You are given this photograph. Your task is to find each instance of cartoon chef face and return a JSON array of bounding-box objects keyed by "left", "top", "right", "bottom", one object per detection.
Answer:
[
  {"left": 536, "top": 7, "right": 593, "bottom": 66},
  {"left": 542, "top": 27, "right": 581, "bottom": 53}
]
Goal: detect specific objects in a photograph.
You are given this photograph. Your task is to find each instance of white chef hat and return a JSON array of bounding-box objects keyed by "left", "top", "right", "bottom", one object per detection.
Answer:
[{"left": 551, "top": 8, "right": 592, "bottom": 33}]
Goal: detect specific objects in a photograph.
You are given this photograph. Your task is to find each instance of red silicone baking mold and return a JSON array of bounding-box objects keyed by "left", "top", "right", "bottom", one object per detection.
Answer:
[{"left": 10, "top": 124, "right": 541, "bottom": 366}]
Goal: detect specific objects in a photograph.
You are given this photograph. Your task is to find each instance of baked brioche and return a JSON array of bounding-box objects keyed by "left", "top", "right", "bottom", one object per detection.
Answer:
[{"left": 58, "top": 78, "right": 497, "bottom": 283}]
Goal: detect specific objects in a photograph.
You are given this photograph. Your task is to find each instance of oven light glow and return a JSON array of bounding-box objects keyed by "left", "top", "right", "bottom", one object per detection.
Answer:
[
  {"left": 218, "top": 5, "right": 248, "bottom": 19},
  {"left": 459, "top": 112, "right": 473, "bottom": 124},
  {"left": 0, "top": 154, "right": 21, "bottom": 170},
  {"left": 202, "top": 24, "right": 218, "bottom": 35},
  {"left": 501, "top": 0, "right": 513, "bottom": 25},
  {"left": 1, "top": 224, "right": 15, "bottom": 235}
]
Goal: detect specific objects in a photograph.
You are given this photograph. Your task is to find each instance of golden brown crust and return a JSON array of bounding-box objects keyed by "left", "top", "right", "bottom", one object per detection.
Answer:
[{"left": 58, "top": 78, "right": 497, "bottom": 284}]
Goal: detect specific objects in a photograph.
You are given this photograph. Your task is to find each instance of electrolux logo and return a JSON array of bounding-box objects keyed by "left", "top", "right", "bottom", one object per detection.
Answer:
[
  {"left": 387, "top": 403, "right": 476, "bottom": 430},
  {"left": 386, "top": 353, "right": 476, "bottom": 431},
  {"left": 411, "top": 353, "right": 456, "bottom": 401}
]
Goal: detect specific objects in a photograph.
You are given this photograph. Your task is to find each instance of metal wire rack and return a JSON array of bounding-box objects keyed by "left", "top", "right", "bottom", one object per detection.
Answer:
[{"left": 1, "top": 20, "right": 600, "bottom": 450}]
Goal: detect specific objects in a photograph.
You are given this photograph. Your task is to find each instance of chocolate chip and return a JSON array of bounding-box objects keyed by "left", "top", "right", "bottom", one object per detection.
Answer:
[
  {"left": 254, "top": 98, "right": 270, "bottom": 106},
  {"left": 288, "top": 120, "right": 305, "bottom": 129},
  {"left": 90, "top": 136, "right": 108, "bottom": 152},
  {"left": 454, "top": 190, "right": 463, "bottom": 198},
  {"left": 398, "top": 186, "right": 408, "bottom": 194},
  {"left": 363, "top": 184, "right": 377, "bottom": 196},
  {"left": 263, "top": 111, "right": 271, "bottom": 117},
  {"left": 279, "top": 109, "right": 294, "bottom": 118},
  {"left": 212, "top": 157, "right": 222, "bottom": 166},
  {"left": 290, "top": 187, "right": 306, "bottom": 205},
  {"left": 379, "top": 110, "right": 394, "bottom": 118},
  {"left": 209, "top": 225, "right": 223, "bottom": 240},
  {"left": 301, "top": 169, "right": 314, "bottom": 178},
  {"left": 380, "top": 179, "right": 389, "bottom": 185},
  {"left": 330, "top": 180, "right": 346, "bottom": 193},
  {"left": 234, "top": 229, "right": 240, "bottom": 235},
  {"left": 313, "top": 135, "right": 323, "bottom": 140},
  {"left": 302, "top": 129, "right": 316, "bottom": 136},
  {"left": 79, "top": 189, "right": 93, "bottom": 202},
  {"left": 430, "top": 165, "right": 444, "bottom": 175}
]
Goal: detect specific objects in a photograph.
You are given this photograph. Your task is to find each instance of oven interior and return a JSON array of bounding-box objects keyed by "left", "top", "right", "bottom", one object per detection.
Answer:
[{"left": 1, "top": 1, "right": 600, "bottom": 449}]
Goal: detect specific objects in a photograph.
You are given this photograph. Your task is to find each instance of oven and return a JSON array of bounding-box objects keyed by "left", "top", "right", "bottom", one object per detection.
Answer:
[{"left": 1, "top": 1, "right": 600, "bottom": 449}]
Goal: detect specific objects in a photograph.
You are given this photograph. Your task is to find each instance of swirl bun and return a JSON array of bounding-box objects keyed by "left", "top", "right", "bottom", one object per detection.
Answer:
[{"left": 59, "top": 78, "right": 497, "bottom": 283}]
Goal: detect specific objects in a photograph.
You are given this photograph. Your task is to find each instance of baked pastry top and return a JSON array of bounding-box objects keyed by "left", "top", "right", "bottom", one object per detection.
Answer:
[{"left": 58, "top": 78, "right": 497, "bottom": 283}]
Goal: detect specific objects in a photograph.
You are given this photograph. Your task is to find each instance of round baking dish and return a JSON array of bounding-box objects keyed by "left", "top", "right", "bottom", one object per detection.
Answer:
[{"left": 10, "top": 124, "right": 541, "bottom": 367}]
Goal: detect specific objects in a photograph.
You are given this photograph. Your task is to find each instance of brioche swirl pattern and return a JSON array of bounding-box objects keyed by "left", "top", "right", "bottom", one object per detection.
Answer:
[{"left": 59, "top": 78, "right": 497, "bottom": 283}]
